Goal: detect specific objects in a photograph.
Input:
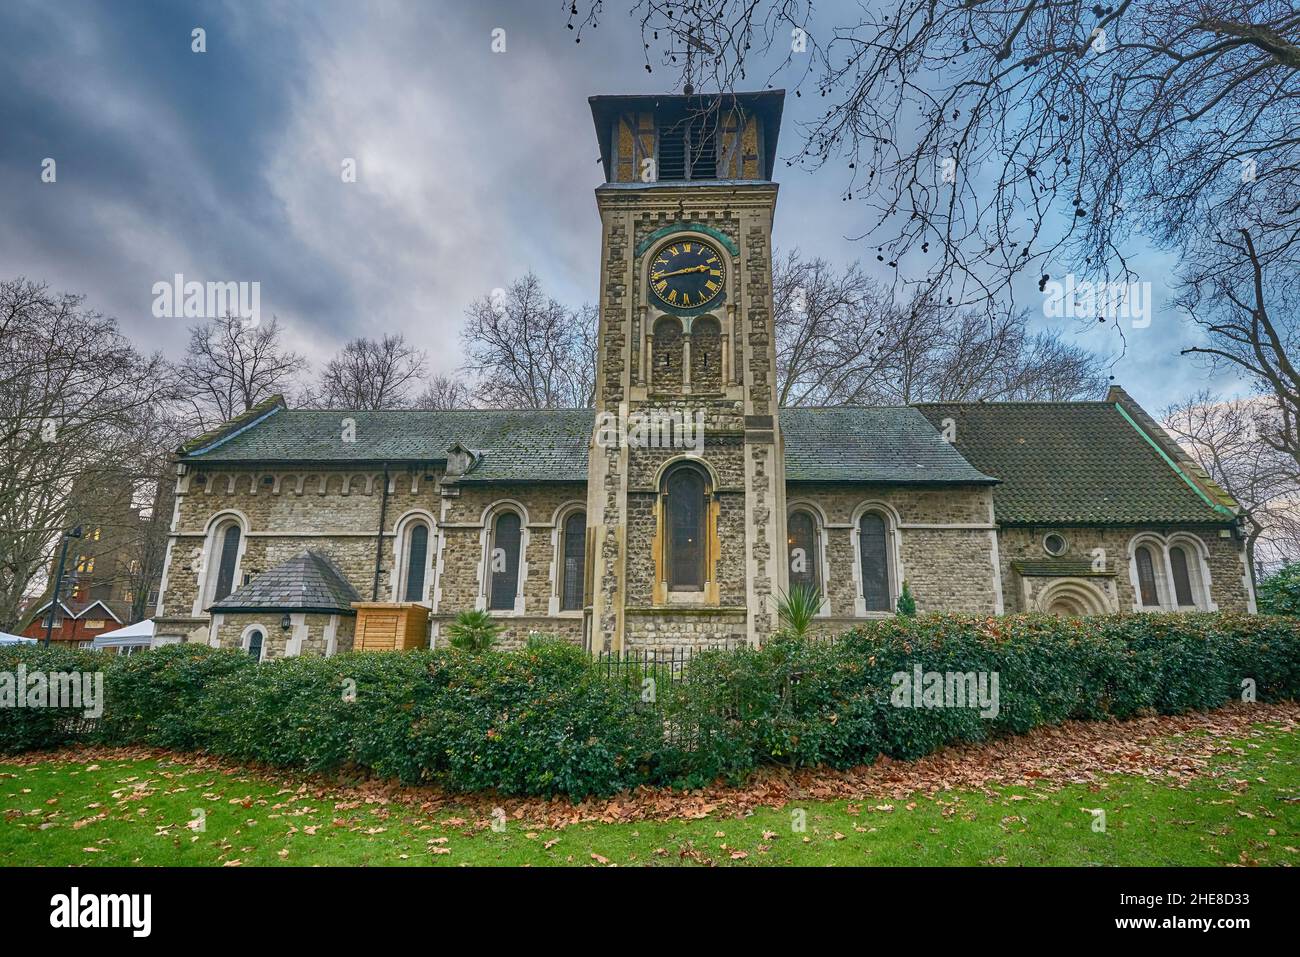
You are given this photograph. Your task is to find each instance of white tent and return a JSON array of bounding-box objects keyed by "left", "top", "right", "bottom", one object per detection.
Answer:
[
  {"left": 92, "top": 618, "right": 155, "bottom": 652},
  {"left": 0, "top": 631, "right": 36, "bottom": 645}
]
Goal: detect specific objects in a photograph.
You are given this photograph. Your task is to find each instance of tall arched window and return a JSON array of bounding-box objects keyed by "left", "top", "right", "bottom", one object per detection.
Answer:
[
  {"left": 787, "top": 510, "right": 820, "bottom": 595},
  {"left": 858, "top": 512, "right": 891, "bottom": 612},
  {"left": 1134, "top": 545, "right": 1160, "bottom": 607},
  {"left": 665, "top": 465, "right": 707, "bottom": 591},
  {"left": 560, "top": 511, "right": 586, "bottom": 611},
  {"left": 488, "top": 511, "right": 522, "bottom": 611},
  {"left": 210, "top": 520, "right": 242, "bottom": 604},
  {"left": 1169, "top": 545, "right": 1195, "bottom": 607},
  {"left": 401, "top": 521, "right": 430, "bottom": 603},
  {"left": 246, "top": 628, "right": 265, "bottom": 661}
]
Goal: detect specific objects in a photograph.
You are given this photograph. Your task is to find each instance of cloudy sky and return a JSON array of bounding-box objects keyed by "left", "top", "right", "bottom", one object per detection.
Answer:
[{"left": 0, "top": 0, "right": 1249, "bottom": 413}]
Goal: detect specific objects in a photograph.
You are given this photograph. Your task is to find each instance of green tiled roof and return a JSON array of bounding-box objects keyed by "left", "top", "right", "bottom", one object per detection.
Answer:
[
  {"left": 184, "top": 406, "right": 594, "bottom": 482},
  {"left": 915, "top": 402, "right": 1235, "bottom": 525},
  {"left": 209, "top": 550, "right": 361, "bottom": 614},
  {"left": 181, "top": 404, "right": 996, "bottom": 486},
  {"left": 781, "top": 407, "right": 997, "bottom": 484}
]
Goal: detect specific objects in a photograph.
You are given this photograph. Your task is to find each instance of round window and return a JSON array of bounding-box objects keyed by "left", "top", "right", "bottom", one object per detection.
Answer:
[{"left": 1043, "top": 533, "right": 1068, "bottom": 557}]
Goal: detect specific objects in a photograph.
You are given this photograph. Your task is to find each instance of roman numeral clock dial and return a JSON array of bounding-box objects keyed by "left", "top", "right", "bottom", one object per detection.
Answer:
[{"left": 649, "top": 239, "right": 725, "bottom": 310}]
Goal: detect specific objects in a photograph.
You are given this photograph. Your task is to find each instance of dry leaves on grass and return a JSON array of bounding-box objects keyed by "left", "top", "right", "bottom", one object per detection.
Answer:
[{"left": 12, "top": 701, "right": 1296, "bottom": 833}]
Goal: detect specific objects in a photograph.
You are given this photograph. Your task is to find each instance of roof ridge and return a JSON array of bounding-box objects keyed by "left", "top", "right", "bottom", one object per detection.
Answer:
[
  {"left": 783, "top": 404, "right": 916, "bottom": 411},
  {"left": 178, "top": 395, "right": 286, "bottom": 456},
  {"left": 911, "top": 400, "right": 1113, "bottom": 407},
  {"left": 277, "top": 407, "right": 594, "bottom": 415}
]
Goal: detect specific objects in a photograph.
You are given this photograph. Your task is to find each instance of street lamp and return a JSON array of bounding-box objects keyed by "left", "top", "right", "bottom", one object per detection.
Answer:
[{"left": 43, "top": 525, "right": 84, "bottom": 648}]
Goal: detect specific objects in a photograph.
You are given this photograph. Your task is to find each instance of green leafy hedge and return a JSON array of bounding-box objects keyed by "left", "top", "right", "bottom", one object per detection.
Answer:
[
  {"left": 1, "top": 614, "right": 1296, "bottom": 799},
  {"left": 1258, "top": 563, "right": 1300, "bottom": 616},
  {"left": 0, "top": 644, "right": 103, "bottom": 753}
]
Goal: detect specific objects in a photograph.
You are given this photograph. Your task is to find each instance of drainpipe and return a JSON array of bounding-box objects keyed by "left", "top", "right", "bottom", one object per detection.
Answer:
[{"left": 371, "top": 465, "right": 390, "bottom": 601}]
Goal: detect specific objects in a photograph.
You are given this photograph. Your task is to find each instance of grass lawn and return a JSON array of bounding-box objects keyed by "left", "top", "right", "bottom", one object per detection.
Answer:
[{"left": 2, "top": 724, "right": 1297, "bottom": 867}]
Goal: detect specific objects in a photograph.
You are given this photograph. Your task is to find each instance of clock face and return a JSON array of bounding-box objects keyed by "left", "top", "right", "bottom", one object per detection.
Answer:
[{"left": 649, "top": 239, "right": 725, "bottom": 310}]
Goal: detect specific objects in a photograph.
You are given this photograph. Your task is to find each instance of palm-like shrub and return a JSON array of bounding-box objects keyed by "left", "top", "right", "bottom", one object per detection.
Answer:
[
  {"left": 775, "top": 584, "right": 822, "bottom": 638},
  {"left": 445, "top": 609, "right": 500, "bottom": 652}
]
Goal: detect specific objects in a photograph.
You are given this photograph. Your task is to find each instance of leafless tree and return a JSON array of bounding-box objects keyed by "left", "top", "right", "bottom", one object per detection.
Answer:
[
  {"left": 774, "top": 250, "right": 1107, "bottom": 405},
  {"left": 576, "top": 2, "right": 1299, "bottom": 309},
  {"left": 179, "top": 315, "right": 307, "bottom": 432},
  {"left": 412, "top": 374, "right": 474, "bottom": 410},
  {"left": 460, "top": 273, "right": 597, "bottom": 409},
  {"left": 1179, "top": 229, "right": 1300, "bottom": 469},
  {"left": 316, "top": 333, "right": 427, "bottom": 410},
  {"left": 117, "top": 402, "right": 190, "bottom": 622},
  {"left": 0, "top": 278, "right": 178, "bottom": 631},
  {"left": 1164, "top": 391, "right": 1300, "bottom": 576}
]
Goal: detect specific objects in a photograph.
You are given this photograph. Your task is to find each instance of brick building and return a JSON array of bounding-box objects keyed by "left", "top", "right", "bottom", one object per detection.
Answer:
[
  {"left": 19, "top": 474, "right": 160, "bottom": 645},
  {"left": 151, "top": 90, "right": 1256, "bottom": 659}
]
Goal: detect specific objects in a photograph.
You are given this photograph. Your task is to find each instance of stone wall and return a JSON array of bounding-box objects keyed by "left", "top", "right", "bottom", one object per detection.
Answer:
[
  {"left": 689, "top": 316, "right": 724, "bottom": 393},
  {"left": 430, "top": 614, "right": 583, "bottom": 652},
  {"left": 997, "top": 525, "right": 1252, "bottom": 613},
  {"left": 623, "top": 607, "right": 747, "bottom": 652},
  {"left": 157, "top": 458, "right": 1252, "bottom": 661},
  {"left": 161, "top": 466, "right": 445, "bottom": 620},
  {"left": 590, "top": 184, "right": 784, "bottom": 651},
  {"left": 209, "top": 611, "right": 354, "bottom": 658},
  {"left": 785, "top": 483, "right": 1001, "bottom": 617},
  {"left": 160, "top": 466, "right": 592, "bottom": 656},
  {"left": 436, "top": 481, "right": 588, "bottom": 619}
]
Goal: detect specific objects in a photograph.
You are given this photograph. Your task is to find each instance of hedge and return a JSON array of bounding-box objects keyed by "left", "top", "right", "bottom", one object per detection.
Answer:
[
  {"left": 1258, "top": 563, "right": 1300, "bottom": 616},
  {"left": 1, "top": 613, "right": 1296, "bottom": 799}
]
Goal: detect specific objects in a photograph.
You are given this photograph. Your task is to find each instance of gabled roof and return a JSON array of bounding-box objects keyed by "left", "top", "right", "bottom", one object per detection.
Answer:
[
  {"left": 209, "top": 550, "right": 361, "bottom": 615},
  {"left": 182, "top": 408, "right": 594, "bottom": 480},
  {"left": 781, "top": 407, "right": 997, "bottom": 484},
  {"left": 177, "top": 397, "right": 1241, "bottom": 519},
  {"left": 178, "top": 406, "right": 996, "bottom": 486},
  {"left": 20, "top": 598, "right": 125, "bottom": 629},
  {"left": 914, "top": 399, "right": 1238, "bottom": 526}
]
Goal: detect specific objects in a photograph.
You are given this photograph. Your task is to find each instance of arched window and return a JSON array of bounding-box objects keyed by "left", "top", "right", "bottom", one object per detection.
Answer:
[
  {"left": 1169, "top": 545, "right": 1195, "bottom": 607},
  {"left": 400, "top": 521, "right": 431, "bottom": 603},
  {"left": 665, "top": 465, "right": 707, "bottom": 591},
  {"left": 246, "top": 628, "right": 265, "bottom": 661},
  {"left": 652, "top": 316, "right": 683, "bottom": 391},
  {"left": 787, "top": 510, "right": 820, "bottom": 595},
  {"left": 488, "top": 511, "right": 522, "bottom": 611},
  {"left": 560, "top": 511, "right": 586, "bottom": 611},
  {"left": 858, "top": 512, "right": 891, "bottom": 612},
  {"left": 690, "top": 315, "right": 722, "bottom": 392},
  {"left": 209, "top": 520, "right": 242, "bottom": 605},
  {"left": 1134, "top": 545, "right": 1160, "bottom": 607}
]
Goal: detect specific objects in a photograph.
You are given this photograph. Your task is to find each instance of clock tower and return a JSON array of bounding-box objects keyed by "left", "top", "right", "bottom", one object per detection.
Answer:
[{"left": 585, "top": 91, "right": 788, "bottom": 653}]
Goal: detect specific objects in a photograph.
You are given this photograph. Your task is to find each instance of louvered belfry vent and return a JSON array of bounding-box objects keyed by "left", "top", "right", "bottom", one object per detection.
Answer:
[{"left": 590, "top": 91, "right": 784, "bottom": 184}]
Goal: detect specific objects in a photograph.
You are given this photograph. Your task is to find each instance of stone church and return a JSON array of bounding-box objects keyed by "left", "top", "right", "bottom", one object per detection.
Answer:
[{"left": 151, "top": 91, "right": 1256, "bottom": 660}]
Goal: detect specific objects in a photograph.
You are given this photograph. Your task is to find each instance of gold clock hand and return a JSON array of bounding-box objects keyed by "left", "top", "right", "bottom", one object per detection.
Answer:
[{"left": 655, "top": 265, "right": 711, "bottom": 279}]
